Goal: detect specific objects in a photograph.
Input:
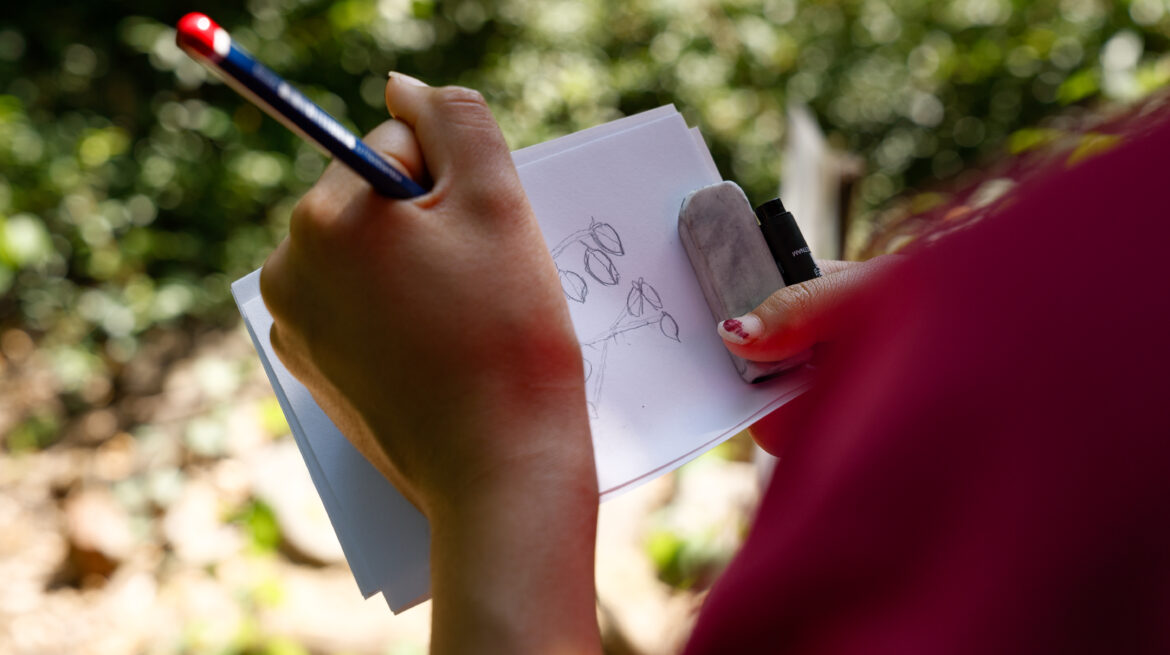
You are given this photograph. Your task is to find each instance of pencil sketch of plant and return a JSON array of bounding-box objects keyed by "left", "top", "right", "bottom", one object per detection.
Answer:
[
  {"left": 580, "top": 277, "right": 680, "bottom": 418},
  {"left": 559, "top": 269, "right": 588, "bottom": 303},
  {"left": 551, "top": 217, "right": 625, "bottom": 303}
]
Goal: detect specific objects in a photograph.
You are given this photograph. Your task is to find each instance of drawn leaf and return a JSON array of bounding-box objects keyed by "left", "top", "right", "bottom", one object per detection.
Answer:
[
  {"left": 641, "top": 281, "right": 663, "bottom": 309},
  {"left": 559, "top": 269, "right": 588, "bottom": 303},
  {"left": 582, "top": 355, "right": 593, "bottom": 382},
  {"left": 590, "top": 220, "right": 624, "bottom": 256},
  {"left": 626, "top": 280, "right": 644, "bottom": 316},
  {"left": 584, "top": 247, "right": 620, "bottom": 286},
  {"left": 659, "top": 312, "right": 680, "bottom": 341}
]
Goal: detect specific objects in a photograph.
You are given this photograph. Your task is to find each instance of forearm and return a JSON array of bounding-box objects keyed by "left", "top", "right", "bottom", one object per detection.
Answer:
[{"left": 429, "top": 446, "right": 601, "bottom": 655}]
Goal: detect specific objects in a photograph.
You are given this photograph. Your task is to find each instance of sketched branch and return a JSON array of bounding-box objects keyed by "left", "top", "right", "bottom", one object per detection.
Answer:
[
  {"left": 550, "top": 228, "right": 594, "bottom": 259},
  {"left": 582, "top": 340, "right": 609, "bottom": 419},
  {"left": 551, "top": 218, "right": 627, "bottom": 302},
  {"left": 584, "top": 316, "right": 659, "bottom": 347},
  {"left": 581, "top": 277, "right": 681, "bottom": 418}
]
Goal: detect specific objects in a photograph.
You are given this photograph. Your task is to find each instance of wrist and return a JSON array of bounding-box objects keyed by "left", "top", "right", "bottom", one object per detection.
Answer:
[
  {"left": 428, "top": 439, "right": 601, "bottom": 655},
  {"left": 410, "top": 376, "right": 597, "bottom": 520}
]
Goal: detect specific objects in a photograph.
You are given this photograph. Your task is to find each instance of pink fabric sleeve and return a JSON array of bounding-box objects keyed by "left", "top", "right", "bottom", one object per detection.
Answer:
[{"left": 683, "top": 109, "right": 1170, "bottom": 654}]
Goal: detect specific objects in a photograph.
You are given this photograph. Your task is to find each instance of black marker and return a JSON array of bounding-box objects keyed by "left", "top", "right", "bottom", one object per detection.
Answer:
[{"left": 755, "top": 197, "right": 822, "bottom": 284}]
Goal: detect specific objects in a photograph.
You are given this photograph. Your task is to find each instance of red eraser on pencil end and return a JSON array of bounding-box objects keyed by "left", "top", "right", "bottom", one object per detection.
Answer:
[{"left": 177, "top": 12, "right": 228, "bottom": 61}]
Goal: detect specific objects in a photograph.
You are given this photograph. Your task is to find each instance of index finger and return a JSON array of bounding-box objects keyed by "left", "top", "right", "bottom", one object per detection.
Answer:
[{"left": 309, "top": 118, "right": 427, "bottom": 206}]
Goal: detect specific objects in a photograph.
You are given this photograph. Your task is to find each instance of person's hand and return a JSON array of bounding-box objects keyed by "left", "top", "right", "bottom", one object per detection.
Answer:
[
  {"left": 260, "top": 74, "right": 600, "bottom": 654},
  {"left": 260, "top": 75, "right": 594, "bottom": 516},
  {"left": 716, "top": 256, "right": 899, "bottom": 455}
]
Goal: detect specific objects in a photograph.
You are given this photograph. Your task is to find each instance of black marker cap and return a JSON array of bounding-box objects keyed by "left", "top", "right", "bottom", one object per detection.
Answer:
[{"left": 755, "top": 197, "right": 822, "bottom": 285}]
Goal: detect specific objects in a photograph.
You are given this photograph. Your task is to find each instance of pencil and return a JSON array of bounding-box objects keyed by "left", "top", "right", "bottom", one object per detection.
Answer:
[{"left": 177, "top": 12, "right": 427, "bottom": 199}]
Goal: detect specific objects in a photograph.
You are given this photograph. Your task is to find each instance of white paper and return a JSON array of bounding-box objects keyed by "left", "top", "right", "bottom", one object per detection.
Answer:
[
  {"left": 515, "top": 113, "right": 810, "bottom": 495},
  {"left": 511, "top": 105, "right": 677, "bottom": 167},
  {"left": 233, "top": 276, "right": 431, "bottom": 611},
  {"left": 232, "top": 106, "right": 810, "bottom": 611}
]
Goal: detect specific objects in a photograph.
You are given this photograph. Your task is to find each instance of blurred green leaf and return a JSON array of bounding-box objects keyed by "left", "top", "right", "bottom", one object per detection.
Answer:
[
  {"left": 0, "top": 0, "right": 1166, "bottom": 443},
  {"left": 262, "top": 637, "right": 309, "bottom": 655},
  {"left": 645, "top": 528, "right": 687, "bottom": 587},
  {"left": 5, "top": 412, "right": 62, "bottom": 452},
  {"left": 257, "top": 396, "right": 291, "bottom": 438},
  {"left": 232, "top": 499, "right": 282, "bottom": 555},
  {"left": 1058, "top": 69, "right": 1100, "bottom": 104}
]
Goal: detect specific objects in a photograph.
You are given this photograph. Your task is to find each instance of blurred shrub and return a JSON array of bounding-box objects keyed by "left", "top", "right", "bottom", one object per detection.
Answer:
[{"left": 1, "top": 0, "right": 1167, "bottom": 401}]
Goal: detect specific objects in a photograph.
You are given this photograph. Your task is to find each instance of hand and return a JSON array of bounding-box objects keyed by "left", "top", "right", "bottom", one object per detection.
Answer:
[
  {"left": 260, "top": 74, "right": 600, "bottom": 654},
  {"left": 260, "top": 75, "right": 594, "bottom": 517},
  {"left": 716, "top": 256, "right": 900, "bottom": 455}
]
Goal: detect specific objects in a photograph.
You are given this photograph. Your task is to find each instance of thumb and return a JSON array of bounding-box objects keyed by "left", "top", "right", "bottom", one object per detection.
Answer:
[
  {"left": 384, "top": 73, "right": 517, "bottom": 200},
  {"left": 718, "top": 256, "right": 896, "bottom": 362}
]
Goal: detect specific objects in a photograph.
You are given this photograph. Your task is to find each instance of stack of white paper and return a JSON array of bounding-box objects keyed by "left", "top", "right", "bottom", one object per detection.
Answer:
[{"left": 232, "top": 106, "right": 812, "bottom": 612}]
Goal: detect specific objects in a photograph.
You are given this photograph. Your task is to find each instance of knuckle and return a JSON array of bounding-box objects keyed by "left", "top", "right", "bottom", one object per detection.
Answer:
[
  {"left": 865, "top": 253, "right": 902, "bottom": 276},
  {"left": 756, "top": 279, "right": 829, "bottom": 340},
  {"left": 765, "top": 281, "right": 816, "bottom": 320},
  {"left": 268, "top": 322, "right": 288, "bottom": 358},
  {"left": 434, "top": 85, "right": 489, "bottom": 112},
  {"left": 430, "top": 86, "right": 497, "bottom": 130},
  {"left": 365, "top": 118, "right": 411, "bottom": 153},
  {"left": 268, "top": 324, "right": 309, "bottom": 379},
  {"left": 289, "top": 190, "right": 324, "bottom": 243},
  {"left": 260, "top": 270, "right": 306, "bottom": 344},
  {"left": 786, "top": 280, "right": 819, "bottom": 310},
  {"left": 289, "top": 187, "right": 342, "bottom": 246},
  {"left": 259, "top": 250, "right": 288, "bottom": 317},
  {"left": 470, "top": 182, "right": 531, "bottom": 224}
]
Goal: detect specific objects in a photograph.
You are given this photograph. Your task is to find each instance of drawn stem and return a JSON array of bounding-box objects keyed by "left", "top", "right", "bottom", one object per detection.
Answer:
[
  {"left": 550, "top": 229, "right": 593, "bottom": 258},
  {"left": 608, "top": 305, "right": 630, "bottom": 331},
  {"left": 585, "top": 313, "right": 663, "bottom": 348},
  {"left": 586, "top": 340, "right": 609, "bottom": 416}
]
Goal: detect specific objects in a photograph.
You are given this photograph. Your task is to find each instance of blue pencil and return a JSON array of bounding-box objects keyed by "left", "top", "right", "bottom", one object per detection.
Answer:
[{"left": 177, "top": 12, "right": 427, "bottom": 199}]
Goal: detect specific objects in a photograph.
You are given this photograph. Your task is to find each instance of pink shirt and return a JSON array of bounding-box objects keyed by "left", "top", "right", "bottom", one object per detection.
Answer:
[{"left": 684, "top": 106, "right": 1170, "bottom": 654}]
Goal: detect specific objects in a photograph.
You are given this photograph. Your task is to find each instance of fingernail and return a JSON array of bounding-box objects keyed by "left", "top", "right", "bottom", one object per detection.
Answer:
[
  {"left": 718, "top": 315, "right": 763, "bottom": 345},
  {"left": 388, "top": 71, "right": 428, "bottom": 87}
]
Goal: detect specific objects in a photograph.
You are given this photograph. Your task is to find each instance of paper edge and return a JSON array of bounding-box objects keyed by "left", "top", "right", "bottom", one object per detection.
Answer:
[
  {"left": 231, "top": 273, "right": 380, "bottom": 598},
  {"left": 511, "top": 105, "right": 677, "bottom": 168},
  {"left": 598, "top": 368, "right": 813, "bottom": 501}
]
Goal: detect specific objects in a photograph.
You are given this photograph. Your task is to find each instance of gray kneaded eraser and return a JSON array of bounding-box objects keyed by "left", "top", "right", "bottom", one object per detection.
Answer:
[{"left": 679, "top": 181, "right": 811, "bottom": 383}]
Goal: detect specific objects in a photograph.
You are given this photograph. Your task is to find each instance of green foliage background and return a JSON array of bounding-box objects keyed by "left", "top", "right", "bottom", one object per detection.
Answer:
[{"left": 1, "top": 0, "right": 1168, "bottom": 429}]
